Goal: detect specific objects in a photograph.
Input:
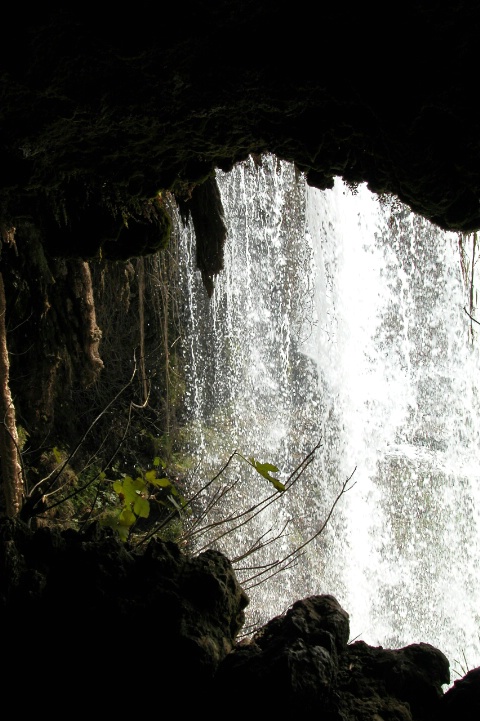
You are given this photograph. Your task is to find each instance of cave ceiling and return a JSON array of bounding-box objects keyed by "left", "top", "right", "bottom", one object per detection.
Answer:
[{"left": 1, "top": 3, "right": 480, "bottom": 265}]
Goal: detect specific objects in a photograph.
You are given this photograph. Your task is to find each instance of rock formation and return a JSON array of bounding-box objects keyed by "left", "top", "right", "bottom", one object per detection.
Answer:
[
  {"left": 0, "top": 520, "right": 478, "bottom": 718},
  {"left": 2, "top": 3, "right": 480, "bottom": 264},
  {"left": 2, "top": 3, "right": 480, "bottom": 444}
]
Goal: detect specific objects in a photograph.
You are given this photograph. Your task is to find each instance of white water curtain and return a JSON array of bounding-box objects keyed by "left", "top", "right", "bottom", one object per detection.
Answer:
[{"left": 177, "top": 155, "right": 480, "bottom": 680}]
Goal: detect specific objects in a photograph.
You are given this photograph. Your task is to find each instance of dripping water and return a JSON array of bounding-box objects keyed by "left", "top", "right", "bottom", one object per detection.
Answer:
[{"left": 176, "top": 154, "right": 480, "bottom": 675}]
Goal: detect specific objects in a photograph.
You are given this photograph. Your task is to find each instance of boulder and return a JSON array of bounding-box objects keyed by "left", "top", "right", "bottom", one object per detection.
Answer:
[{"left": 1, "top": 520, "right": 478, "bottom": 718}]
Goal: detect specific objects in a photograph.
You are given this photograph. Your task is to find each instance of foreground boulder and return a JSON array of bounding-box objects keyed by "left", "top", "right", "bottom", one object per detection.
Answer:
[
  {"left": 0, "top": 518, "right": 248, "bottom": 708},
  {"left": 0, "top": 519, "right": 478, "bottom": 718},
  {"left": 214, "top": 594, "right": 451, "bottom": 720},
  {"left": 437, "top": 667, "right": 480, "bottom": 721}
]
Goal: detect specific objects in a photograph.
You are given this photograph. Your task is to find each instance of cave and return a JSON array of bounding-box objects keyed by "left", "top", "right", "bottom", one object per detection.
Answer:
[{"left": 1, "top": 5, "right": 479, "bottom": 717}]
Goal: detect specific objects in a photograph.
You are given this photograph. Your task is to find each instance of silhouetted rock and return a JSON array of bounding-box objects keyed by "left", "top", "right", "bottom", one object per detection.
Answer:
[
  {"left": 214, "top": 595, "right": 450, "bottom": 719},
  {"left": 1, "top": 519, "right": 478, "bottom": 718},
  {"left": 437, "top": 666, "right": 480, "bottom": 721}
]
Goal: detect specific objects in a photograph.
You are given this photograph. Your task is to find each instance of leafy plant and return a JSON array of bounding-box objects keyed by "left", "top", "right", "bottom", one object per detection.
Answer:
[{"left": 101, "top": 456, "right": 187, "bottom": 541}]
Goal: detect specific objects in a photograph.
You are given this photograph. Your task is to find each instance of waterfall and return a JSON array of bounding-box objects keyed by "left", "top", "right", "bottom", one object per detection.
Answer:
[{"left": 176, "top": 154, "right": 480, "bottom": 677}]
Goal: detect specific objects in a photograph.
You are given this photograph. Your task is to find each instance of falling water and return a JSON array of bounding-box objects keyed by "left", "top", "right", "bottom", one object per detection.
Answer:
[{"left": 176, "top": 154, "right": 480, "bottom": 677}]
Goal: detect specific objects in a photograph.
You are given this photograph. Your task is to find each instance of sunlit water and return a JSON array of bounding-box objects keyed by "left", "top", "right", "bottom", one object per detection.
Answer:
[{"left": 176, "top": 154, "right": 480, "bottom": 680}]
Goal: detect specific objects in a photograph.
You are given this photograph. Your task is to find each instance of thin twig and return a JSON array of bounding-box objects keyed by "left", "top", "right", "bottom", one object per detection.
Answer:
[
  {"left": 464, "top": 306, "right": 480, "bottom": 326},
  {"left": 190, "top": 442, "right": 322, "bottom": 553},
  {"left": 240, "top": 467, "right": 357, "bottom": 588},
  {"left": 27, "top": 363, "right": 139, "bottom": 512}
]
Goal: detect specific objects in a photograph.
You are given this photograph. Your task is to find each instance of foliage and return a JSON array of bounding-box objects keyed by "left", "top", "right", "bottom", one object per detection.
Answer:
[
  {"left": 99, "top": 450, "right": 285, "bottom": 543},
  {"left": 100, "top": 457, "right": 188, "bottom": 542},
  {"left": 236, "top": 453, "right": 285, "bottom": 492}
]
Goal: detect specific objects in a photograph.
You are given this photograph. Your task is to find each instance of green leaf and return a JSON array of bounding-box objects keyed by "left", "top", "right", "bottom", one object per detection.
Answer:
[
  {"left": 116, "top": 524, "right": 130, "bottom": 542},
  {"left": 153, "top": 456, "right": 166, "bottom": 469},
  {"left": 149, "top": 476, "right": 174, "bottom": 490},
  {"left": 133, "top": 495, "right": 150, "bottom": 519},
  {"left": 144, "top": 469, "right": 158, "bottom": 484},
  {"left": 249, "top": 459, "right": 279, "bottom": 474},
  {"left": 119, "top": 508, "right": 136, "bottom": 526},
  {"left": 100, "top": 508, "right": 136, "bottom": 541},
  {"left": 248, "top": 457, "right": 285, "bottom": 492},
  {"left": 113, "top": 479, "right": 124, "bottom": 496},
  {"left": 123, "top": 476, "right": 146, "bottom": 503},
  {"left": 52, "top": 446, "right": 63, "bottom": 464}
]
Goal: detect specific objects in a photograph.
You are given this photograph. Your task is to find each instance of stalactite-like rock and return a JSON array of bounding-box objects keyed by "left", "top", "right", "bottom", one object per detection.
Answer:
[{"left": 177, "top": 174, "right": 227, "bottom": 296}]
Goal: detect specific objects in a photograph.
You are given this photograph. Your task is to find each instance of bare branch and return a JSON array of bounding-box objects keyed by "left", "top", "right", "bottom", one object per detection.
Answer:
[
  {"left": 240, "top": 466, "right": 357, "bottom": 588},
  {"left": 26, "top": 361, "right": 139, "bottom": 514},
  {"left": 187, "top": 441, "right": 323, "bottom": 553},
  {"left": 464, "top": 306, "right": 480, "bottom": 327}
]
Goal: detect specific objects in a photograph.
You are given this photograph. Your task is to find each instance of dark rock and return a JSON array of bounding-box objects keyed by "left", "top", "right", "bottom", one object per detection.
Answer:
[
  {"left": 178, "top": 174, "right": 227, "bottom": 296},
  {"left": 214, "top": 595, "right": 450, "bottom": 719},
  {"left": 2, "top": 3, "right": 480, "bottom": 280},
  {"left": 213, "top": 595, "right": 349, "bottom": 716},
  {"left": 1, "top": 519, "right": 478, "bottom": 718},
  {"left": 0, "top": 519, "right": 248, "bottom": 710},
  {"left": 437, "top": 666, "right": 480, "bottom": 721},
  {"left": 338, "top": 641, "right": 450, "bottom": 721}
]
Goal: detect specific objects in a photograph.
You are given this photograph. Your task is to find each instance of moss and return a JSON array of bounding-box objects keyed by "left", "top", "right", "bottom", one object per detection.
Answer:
[{"left": 103, "top": 199, "right": 172, "bottom": 261}]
